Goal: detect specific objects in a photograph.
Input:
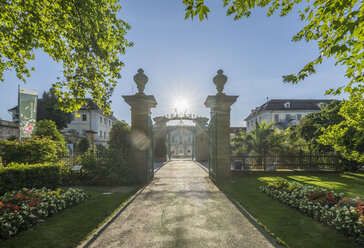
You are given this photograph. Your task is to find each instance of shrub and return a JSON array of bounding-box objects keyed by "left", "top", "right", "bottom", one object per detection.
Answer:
[
  {"left": 0, "top": 188, "right": 87, "bottom": 238},
  {"left": 32, "top": 119, "right": 67, "bottom": 155},
  {"left": 77, "top": 137, "right": 90, "bottom": 154},
  {"left": 0, "top": 137, "right": 61, "bottom": 165},
  {"left": 0, "top": 163, "right": 62, "bottom": 195}
]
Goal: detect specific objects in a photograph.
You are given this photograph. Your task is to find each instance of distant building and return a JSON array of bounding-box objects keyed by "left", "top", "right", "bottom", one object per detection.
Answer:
[
  {"left": 245, "top": 99, "right": 335, "bottom": 132},
  {"left": 0, "top": 120, "right": 19, "bottom": 140},
  {"left": 168, "top": 125, "right": 194, "bottom": 157},
  {"left": 63, "top": 99, "right": 118, "bottom": 146}
]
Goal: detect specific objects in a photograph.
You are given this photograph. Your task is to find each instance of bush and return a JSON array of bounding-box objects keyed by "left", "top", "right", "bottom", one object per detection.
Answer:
[
  {"left": 77, "top": 137, "right": 90, "bottom": 154},
  {"left": 32, "top": 120, "right": 67, "bottom": 155},
  {"left": 0, "top": 163, "right": 62, "bottom": 195},
  {"left": 0, "top": 188, "right": 87, "bottom": 239},
  {"left": 0, "top": 137, "right": 61, "bottom": 165}
]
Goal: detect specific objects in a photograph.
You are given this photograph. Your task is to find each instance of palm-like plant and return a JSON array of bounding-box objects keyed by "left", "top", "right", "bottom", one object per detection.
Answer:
[{"left": 244, "top": 120, "right": 285, "bottom": 168}]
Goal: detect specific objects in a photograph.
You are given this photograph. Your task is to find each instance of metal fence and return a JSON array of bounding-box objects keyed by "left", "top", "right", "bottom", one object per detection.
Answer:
[{"left": 231, "top": 152, "right": 338, "bottom": 171}]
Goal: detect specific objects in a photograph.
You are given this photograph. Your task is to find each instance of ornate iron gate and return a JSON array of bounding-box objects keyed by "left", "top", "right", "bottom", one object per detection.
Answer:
[
  {"left": 208, "top": 114, "right": 217, "bottom": 181},
  {"left": 146, "top": 115, "right": 154, "bottom": 182}
]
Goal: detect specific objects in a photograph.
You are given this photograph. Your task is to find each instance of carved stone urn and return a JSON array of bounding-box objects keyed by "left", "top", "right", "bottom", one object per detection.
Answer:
[
  {"left": 213, "top": 69, "right": 227, "bottom": 95},
  {"left": 133, "top": 68, "right": 148, "bottom": 95}
]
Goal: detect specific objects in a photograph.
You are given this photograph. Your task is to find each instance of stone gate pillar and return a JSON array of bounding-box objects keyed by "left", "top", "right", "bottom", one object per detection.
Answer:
[
  {"left": 205, "top": 70, "right": 238, "bottom": 182},
  {"left": 123, "top": 68, "right": 157, "bottom": 184}
]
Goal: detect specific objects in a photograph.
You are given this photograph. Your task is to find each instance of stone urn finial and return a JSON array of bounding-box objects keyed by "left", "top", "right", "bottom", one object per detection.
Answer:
[
  {"left": 134, "top": 68, "right": 148, "bottom": 95},
  {"left": 213, "top": 69, "right": 227, "bottom": 95}
]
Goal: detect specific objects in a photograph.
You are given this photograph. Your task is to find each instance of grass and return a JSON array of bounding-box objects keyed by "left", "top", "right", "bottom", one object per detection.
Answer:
[
  {"left": 219, "top": 173, "right": 364, "bottom": 248},
  {"left": 0, "top": 190, "right": 132, "bottom": 248}
]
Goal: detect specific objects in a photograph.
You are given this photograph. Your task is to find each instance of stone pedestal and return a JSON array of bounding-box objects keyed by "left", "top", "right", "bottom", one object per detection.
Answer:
[
  {"left": 123, "top": 69, "right": 157, "bottom": 184},
  {"left": 205, "top": 70, "right": 238, "bottom": 182}
]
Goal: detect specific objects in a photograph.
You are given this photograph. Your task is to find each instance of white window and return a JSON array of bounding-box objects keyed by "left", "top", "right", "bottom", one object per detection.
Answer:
[
  {"left": 104, "top": 118, "right": 106, "bottom": 124},
  {"left": 100, "top": 116, "right": 102, "bottom": 123},
  {"left": 259, "top": 116, "right": 261, "bottom": 123},
  {"left": 297, "top": 114, "right": 302, "bottom": 121},
  {"left": 285, "top": 114, "right": 291, "bottom": 122},
  {"left": 109, "top": 120, "right": 111, "bottom": 126},
  {"left": 82, "top": 114, "right": 87, "bottom": 121},
  {"left": 274, "top": 114, "right": 279, "bottom": 121},
  {"left": 100, "top": 130, "right": 102, "bottom": 138}
]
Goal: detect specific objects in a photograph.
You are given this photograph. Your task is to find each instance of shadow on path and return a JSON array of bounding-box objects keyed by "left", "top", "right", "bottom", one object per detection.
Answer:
[{"left": 80, "top": 161, "right": 276, "bottom": 248}]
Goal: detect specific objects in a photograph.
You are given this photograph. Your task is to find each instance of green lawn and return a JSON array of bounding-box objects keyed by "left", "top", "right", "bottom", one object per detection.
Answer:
[
  {"left": 219, "top": 173, "right": 364, "bottom": 248},
  {"left": 0, "top": 190, "right": 132, "bottom": 248}
]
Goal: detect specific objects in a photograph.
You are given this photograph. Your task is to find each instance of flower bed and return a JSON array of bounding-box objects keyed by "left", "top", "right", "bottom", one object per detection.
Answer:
[
  {"left": 260, "top": 179, "right": 364, "bottom": 244},
  {"left": 0, "top": 188, "right": 87, "bottom": 239}
]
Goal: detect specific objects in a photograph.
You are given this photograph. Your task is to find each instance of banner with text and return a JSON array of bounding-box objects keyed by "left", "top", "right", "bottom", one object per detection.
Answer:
[{"left": 19, "top": 87, "right": 38, "bottom": 139}]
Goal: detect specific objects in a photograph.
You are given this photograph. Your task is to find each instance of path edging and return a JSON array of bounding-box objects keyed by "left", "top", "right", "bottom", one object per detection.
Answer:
[
  {"left": 80, "top": 182, "right": 152, "bottom": 247},
  {"left": 215, "top": 184, "right": 285, "bottom": 248}
]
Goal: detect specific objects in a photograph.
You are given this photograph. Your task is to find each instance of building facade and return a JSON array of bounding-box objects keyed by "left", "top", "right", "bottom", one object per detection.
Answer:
[
  {"left": 62, "top": 99, "right": 117, "bottom": 146},
  {"left": 0, "top": 120, "right": 19, "bottom": 140},
  {"left": 245, "top": 99, "right": 334, "bottom": 132},
  {"left": 167, "top": 125, "right": 194, "bottom": 157}
]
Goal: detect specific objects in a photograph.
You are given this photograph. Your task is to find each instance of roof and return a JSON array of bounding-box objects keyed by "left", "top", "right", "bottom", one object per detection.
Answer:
[{"left": 244, "top": 99, "right": 336, "bottom": 121}]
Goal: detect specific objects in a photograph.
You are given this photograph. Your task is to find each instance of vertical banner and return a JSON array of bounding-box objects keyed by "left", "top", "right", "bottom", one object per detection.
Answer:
[{"left": 19, "top": 87, "right": 38, "bottom": 139}]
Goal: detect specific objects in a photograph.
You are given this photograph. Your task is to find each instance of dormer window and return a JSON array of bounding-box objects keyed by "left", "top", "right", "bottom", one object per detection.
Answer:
[
  {"left": 317, "top": 102, "right": 324, "bottom": 108},
  {"left": 284, "top": 102, "right": 290, "bottom": 108}
]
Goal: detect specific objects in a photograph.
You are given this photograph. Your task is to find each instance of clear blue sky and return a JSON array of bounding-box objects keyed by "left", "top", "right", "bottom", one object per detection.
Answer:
[{"left": 0, "top": 0, "right": 348, "bottom": 126}]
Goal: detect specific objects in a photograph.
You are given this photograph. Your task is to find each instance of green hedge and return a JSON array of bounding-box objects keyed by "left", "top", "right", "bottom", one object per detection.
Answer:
[
  {"left": 0, "top": 163, "right": 61, "bottom": 195},
  {"left": 0, "top": 137, "right": 61, "bottom": 164}
]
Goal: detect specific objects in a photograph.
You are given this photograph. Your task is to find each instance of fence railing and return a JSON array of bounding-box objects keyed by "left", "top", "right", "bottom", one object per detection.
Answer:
[{"left": 231, "top": 152, "right": 338, "bottom": 171}]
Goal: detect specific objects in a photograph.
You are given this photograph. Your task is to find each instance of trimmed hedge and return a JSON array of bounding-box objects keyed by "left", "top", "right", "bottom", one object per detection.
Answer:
[
  {"left": 0, "top": 137, "right": 61, "bottom": 165},
  {"left": 0, "top": 163, "right": 61, "bottom": 195}
]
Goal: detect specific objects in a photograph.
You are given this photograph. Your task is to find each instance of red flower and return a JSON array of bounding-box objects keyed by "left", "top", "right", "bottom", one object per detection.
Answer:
[
  {"left": 27, "top": 201, "right": 37, "bottom": 207},
  {"left": 5, "top": 203, "right": 11, "bottom": 208},
  {"left": 12, "top": 205, "right": 20, "bottom": 211},
  {"left": 0, "top": 202, "right": 2, "bottom": 207}
]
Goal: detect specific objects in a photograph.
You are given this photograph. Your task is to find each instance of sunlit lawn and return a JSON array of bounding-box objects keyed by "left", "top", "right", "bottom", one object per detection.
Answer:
[
  {"left": 219, "top": 173, "right": 364, "bottom": 248},
  {"left": 0, "top": 190, "right": 132, "bottom": 248}
]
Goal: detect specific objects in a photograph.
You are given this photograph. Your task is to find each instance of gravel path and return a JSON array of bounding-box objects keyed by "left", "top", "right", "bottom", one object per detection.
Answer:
[{"left": 80, "top": 160, "right": 275, "bottom": 248}]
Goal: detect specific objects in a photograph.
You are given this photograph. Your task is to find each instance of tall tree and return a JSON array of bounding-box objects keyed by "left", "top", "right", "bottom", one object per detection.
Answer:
[
  {"left": 295, "top": 101, "right": 344, "bottom": 152},
  {"left": 37, "top": 88, "right": 73, "bottom": 130},
  {"left": 183, "top": 0, "right": 364, "bottom": 163},
  {"left": 1, "top": 0, "right": 132, "bottom": 114}
]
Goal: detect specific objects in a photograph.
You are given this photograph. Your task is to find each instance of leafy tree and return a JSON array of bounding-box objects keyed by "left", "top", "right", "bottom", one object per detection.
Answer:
[
  {"left": 294, "top": 101, "right": 344, "bottom": 152},
  {"left": 1, "top": 0, "right": 132, "bottom": 114},
  {"left": 37, "top": 88, "right": 73, "bottom": 130},
  {"left": 32, "top": 120, "right": 67, "bottom": 154},
  {"left": 183, "top": 0, "right": 364, "bottom": 163},
  {"left": 319, "top": 92, "right": 364, "bottom": 163},
  {"left": 77, "top": 137, "right": 90, "bottom": 154},
  {"left": 108, "top": 120, "right": 131, "bottom": 153}
]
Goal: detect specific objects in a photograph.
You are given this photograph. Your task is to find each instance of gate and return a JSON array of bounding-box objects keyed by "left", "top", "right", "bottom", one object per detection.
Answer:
[
  {"left": 146, "top": 115, "right": 154, "bottom": 182},
  {"left": 208, "top": 114, "right": 217, "bottom": 181}
]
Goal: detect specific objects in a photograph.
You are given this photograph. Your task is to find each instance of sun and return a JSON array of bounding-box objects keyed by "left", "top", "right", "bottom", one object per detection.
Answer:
[{"left": 173, "top": 97, "right": 190, "bottom": 114}]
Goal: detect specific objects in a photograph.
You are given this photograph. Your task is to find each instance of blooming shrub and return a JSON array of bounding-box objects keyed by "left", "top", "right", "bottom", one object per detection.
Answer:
[
  {"left": 0, "top": 188, "right": 87, "bottom": 239},
  {"left": 261, "top": 179, "right": 364, "bottom": 244}
]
